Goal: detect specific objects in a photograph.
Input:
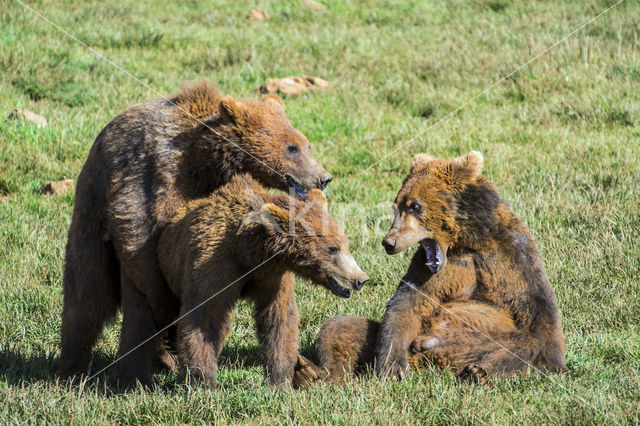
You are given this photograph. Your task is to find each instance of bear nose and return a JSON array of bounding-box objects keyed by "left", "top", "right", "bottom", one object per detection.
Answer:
[
  {"left": 319, "top": 173, "right": 333, "bottom": 190},
  {"left": 382, "top": 238, "right": 396, "bottom": 254},
  {"left": 355, "top": 274, "right": 369, "bottom": 290}
]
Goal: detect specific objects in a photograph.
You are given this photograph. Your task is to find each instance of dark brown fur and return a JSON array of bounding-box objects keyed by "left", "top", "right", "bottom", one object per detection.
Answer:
[
  {"left": 156, "top": 174, "right": 368, "bottom": 387},
  {"left": 294, "top": 152, "right": 567, "bottom": 387},
  {"left": 58, "top": 81, "right": 332, "bottom": 387}
]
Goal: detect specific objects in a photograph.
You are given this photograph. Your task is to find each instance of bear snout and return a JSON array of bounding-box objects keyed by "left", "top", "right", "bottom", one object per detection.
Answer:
[
  {"left": 382, "top": 238, "right": 397, "bottom": 254},
  {"left": 355, "top": 274, "right": 369, "bottom": 290},
  {"left": 318, "top": 173, "right": 333, "bottom": 190}
]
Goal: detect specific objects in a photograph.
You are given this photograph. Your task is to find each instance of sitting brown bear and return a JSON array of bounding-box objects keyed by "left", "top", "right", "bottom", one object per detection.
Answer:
[
  {"left": 294, "top": 151, "right": 568, "bottom": 387},
  {"left": 156, "top": 174, "right": 369, "bottom": 387},
  {"left": 58, "top": 81, "right": 333, "bottom": 387}
]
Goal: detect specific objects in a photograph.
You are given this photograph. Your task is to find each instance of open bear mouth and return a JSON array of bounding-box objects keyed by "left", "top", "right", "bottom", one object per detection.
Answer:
[
  {"left": 421, "top": 239, "right": 444, "bottom": 274},
  {"left": 327, "top": 276, "right": 351, "bottom": 299},
  {"left": 285, "top": 175, "right": 307, "bottom": 199}
]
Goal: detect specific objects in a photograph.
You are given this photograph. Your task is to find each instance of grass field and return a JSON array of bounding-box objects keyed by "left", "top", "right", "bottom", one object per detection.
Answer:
[{"left": 1, "top": 0, "right": 639, "bottom": 423}]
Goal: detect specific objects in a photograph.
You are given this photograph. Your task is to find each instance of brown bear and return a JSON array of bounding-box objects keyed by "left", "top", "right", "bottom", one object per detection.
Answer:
[
  {"left": 293, "top": 151, "right": 568, "bottom": 387},
  {"left": 58, "top": 81, "right": 333, "bottom": 386},
  {"left": 155, "top": 174, "right": 369, "bottom": 387}
]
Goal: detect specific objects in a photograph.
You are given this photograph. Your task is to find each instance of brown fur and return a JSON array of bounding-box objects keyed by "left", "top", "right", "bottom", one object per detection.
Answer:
[
  {"left": 294, "top": 151, "right": 568, "bottom": 388},
  {"left": 155, "top": 174, "right": 368, "bottom": 387},
  {"left": 58, "top": 81, "right": 332, "bottom": 387},
  {"left": 293, "top": 300, "right": 516, "bottom": 387}
]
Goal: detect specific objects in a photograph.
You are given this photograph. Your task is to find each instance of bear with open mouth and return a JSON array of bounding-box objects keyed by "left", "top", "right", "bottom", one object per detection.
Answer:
[
  {"left": 294, "top": 151, "right": 568, "bottom": 387},
  {"left": 155, "top": 174, "right": 368, "bottom": 388}
]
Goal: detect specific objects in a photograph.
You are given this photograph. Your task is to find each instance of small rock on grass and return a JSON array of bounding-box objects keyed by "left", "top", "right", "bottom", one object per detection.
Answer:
[
  {"left": 302, "top": 0, "right": 325, "bottom": 10},
  {"left": 248, "top": 9, "right": 269, "bottom": 21},
  {"left": 41, "top": 179, "right": 74, "bottom": 196},
  {"left": 7, "top": 108, "right": 48, "bottom": 127},
  {"left": 259, "top": 76, "right": 330, "bottom": 96}
]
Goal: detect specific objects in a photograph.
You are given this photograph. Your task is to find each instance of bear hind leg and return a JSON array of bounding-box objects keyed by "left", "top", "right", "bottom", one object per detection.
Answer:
[
  {"left": 58, "top": 234, "right": 120, "bottom": 378},
  {"left": 407, "top": 301, "right": 538, "bottom": 381},
  {"left": 114, "top": 271, "right": 160, "bottom": 388},
  {"left": 454, "top": 329, "right": 568, "bottom": 381}
]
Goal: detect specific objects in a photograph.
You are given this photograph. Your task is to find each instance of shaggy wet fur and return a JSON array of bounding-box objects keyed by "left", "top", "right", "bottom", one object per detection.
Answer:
[
  {"left": 155, "top": 175, "right": 367, "bottom": 388},
  {"left": 58, "top": 81, "right": 331, "bottom": 387},
  {"left": 294, "top": 152, "right": 568, "bottom": 388}
]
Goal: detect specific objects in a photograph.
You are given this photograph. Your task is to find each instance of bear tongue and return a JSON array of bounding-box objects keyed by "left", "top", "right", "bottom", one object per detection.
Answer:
[
  {"left": 421, "top": 239, "right": 444, "bottom": 274},
  {"left": 327, "top": 277, "right": 351, "bottom": 299},
  {"left": 285, "top": 175, "right": 307, "bottom": 199}
]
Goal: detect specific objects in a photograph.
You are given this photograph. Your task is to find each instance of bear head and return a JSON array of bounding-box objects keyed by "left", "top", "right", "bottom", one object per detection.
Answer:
[
  {"left": 381, "top": 151, "right": 485, "bottom": 274},
  {"left": 218, "top": 94, "right": 332, "bottom": 198},
  {"left": 241, "top": 189, "right": 369, "bottom": 298}
]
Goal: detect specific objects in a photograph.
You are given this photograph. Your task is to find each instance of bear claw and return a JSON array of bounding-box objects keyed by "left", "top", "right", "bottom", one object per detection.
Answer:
[
  {"left": 458, "top": 364, "right": 489, "bottom": 385},
  {"left": 292, "top": 355, "right": 327, "bottom": 389},
  {"left": 377, "top": 356, "right": 411, "bottom": 381}
]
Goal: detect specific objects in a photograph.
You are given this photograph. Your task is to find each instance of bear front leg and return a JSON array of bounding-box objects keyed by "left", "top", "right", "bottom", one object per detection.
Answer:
[
  {"left": 177, "top": 293, "right": 238, "bottom": 388},
  {"left": 375, "top": 253, "right": 431, "bottom": 379},
  {"left": 377, "top": 253, "right": 478, "bottom": 380},
  {"left": 250, "top": 272, "right": 299, "bottom": 387},
  {"left": 375, "top": 284, "right": 425, "bottom": 380}
]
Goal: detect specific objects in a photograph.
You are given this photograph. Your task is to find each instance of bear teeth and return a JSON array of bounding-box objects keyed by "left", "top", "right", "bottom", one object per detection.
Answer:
[{"left": 421, "top": 238, "right": 443, "bottom": 274}]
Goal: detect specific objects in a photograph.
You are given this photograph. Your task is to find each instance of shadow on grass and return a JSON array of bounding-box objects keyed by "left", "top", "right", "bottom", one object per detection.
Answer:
[
  {"left": 219, "top": 344, "right": 263, "bottom": 369},
  {"left": 220, "top": 343, "right": 321, "bottom": 368},
  {"left": 0, "top": 347, "right": 129, "bottom": 395},
  {"left": 0, "top": 347, "right": 57, "bottom": 384},
  {"left": 0, "top": 343, "right": 283, "bottom": 393}
]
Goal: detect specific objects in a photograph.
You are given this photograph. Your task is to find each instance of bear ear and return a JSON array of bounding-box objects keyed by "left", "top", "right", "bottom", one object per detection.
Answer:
[
  {"left": 261, "top": 203, "right": 291, "bottom": 233},
  {"left": 410, "top": 153, "right": 436, "bottom": 174},
  {"left": 219, "top": 96, "right": 244, "bottom": 123},
  {"left": 238, "top": 203, "right": 291, "bottom": 234},
  {"left": 261, "top": 93, "right": 285, "bottom": 114},
  {"left": 306, "top": 189, "right": 328, "bottom": 214},
  {"left": 451, "top": 151, "right": 484, "bottom": 182}
]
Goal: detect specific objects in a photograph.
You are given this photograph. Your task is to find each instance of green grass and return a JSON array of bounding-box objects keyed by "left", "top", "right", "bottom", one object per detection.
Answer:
[{"left": 1, "top": 0, "right": 639, "bottom": 423}]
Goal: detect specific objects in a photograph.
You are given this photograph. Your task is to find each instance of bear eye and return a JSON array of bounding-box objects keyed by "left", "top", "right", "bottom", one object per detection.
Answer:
[
  {"left": 327, "top": 245, "right": 339, "bottom": 255},
  {"left": 408, "top": 202, "right": 421, "bottom": 213},
  {"left": 287, "top": 144, "right": 299, "bottom": 154}
]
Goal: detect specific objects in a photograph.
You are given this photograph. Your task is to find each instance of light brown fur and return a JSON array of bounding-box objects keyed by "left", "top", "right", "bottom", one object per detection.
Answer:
[
  {"left": 294, "top": 151, "right": 568, "bottom": 388},
  {"left": 155, "top": 174, "right": 368, "bottom": 387}
]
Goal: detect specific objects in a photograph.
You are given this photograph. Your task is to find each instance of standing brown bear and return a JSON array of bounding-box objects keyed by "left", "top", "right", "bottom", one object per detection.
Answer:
[
  {"left": 58, "top": 81, "right": 332, "bottom": 387},
  {"left": 294, "top": 151, "right": 568, "bottom": 387},
  {"left": 156, "top": 174, "right": 369, "bottom": 387}
]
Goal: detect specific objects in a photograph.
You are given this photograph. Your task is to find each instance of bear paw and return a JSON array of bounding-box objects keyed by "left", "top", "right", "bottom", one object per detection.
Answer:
[
  {"left": 376, "top": 355, "right": 411, "bottom": 381},
  {"left": 410, "top": 336, "right": 440, "bottom": 354},
  {"left": 458, "top": 364, "right": 489, "bottom": 385},
  {"left": 292, "top": 355, "right": 328, "bottom": 389}
]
